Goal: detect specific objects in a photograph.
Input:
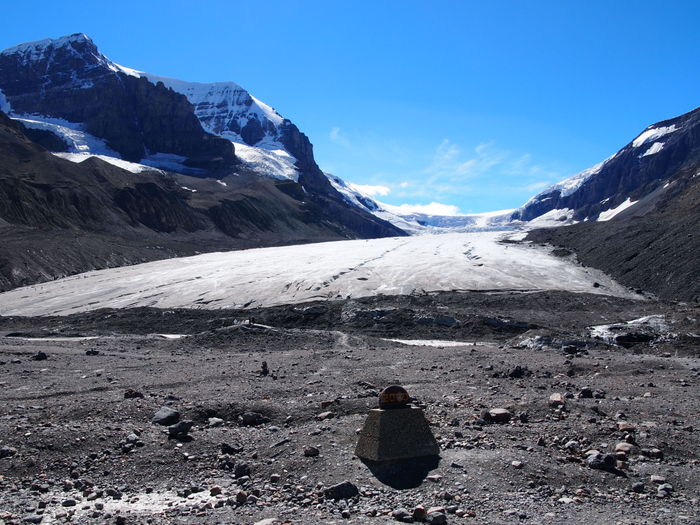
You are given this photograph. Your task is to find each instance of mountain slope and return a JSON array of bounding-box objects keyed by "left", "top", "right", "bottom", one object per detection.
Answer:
[
  {"left": 527, "top": 162, "right": 700, "bottom": 301},
  {"left": 513, "top": 106, "right": 700, "bottom": 222},
  {"left": 0, "top": 111, "right": 401, "bottom": 291}
]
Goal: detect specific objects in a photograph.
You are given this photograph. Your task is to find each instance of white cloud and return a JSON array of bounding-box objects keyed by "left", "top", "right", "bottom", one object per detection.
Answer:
[
  {"left": 383, "top": 201, "right": 462, "bottom": 216},
  {"left": 329, "top": 126, "right": 352, "bottom": 148},
  {"left": 349, "top": 183, "right": 391, "bottom": 197},
  {"left": 523, "top": 181, "right": 550, "bottom": 192}
]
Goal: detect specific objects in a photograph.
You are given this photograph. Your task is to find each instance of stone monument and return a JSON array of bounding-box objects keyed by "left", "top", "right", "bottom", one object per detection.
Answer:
[{"left": 355, "top": 385, "right": 440, "bottom": 462}]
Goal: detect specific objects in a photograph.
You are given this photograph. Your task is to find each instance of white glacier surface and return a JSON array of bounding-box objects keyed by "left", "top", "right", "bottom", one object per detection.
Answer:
[{"left": 0, "top": 232, "right": 639, "bottom": 317}]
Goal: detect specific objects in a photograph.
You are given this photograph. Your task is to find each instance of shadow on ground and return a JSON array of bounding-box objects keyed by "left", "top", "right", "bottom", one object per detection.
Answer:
[{"left": 361, "top": 455, "right": 440, "bottom": 489}]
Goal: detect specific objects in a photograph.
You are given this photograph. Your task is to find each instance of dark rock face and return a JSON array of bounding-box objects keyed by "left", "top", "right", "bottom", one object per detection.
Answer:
[
  {"left": 0, "top": 34, "right": 236, "bottom": 170},
  {"left": 514, "top": 106, "right": 700, "bottom": 222}
]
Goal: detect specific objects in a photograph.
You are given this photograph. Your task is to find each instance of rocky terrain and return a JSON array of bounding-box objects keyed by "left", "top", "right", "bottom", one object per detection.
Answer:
[
  {"left": 528, "top": 162, "right": 700, "bottom": 302},
  {"left": 1, "top": 290, "right": 698, "bottom": 524}
]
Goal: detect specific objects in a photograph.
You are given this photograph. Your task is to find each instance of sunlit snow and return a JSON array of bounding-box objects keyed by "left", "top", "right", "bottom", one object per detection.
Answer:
[
  {"left": 597, "top": 198, "right": 637, "bottom": 221},
  {"left": 53, "top": 152, "right": 161, "bottom": 173},
  {"left": 632, "top": 125, "right": 677, "bottom": 148},
  {"left": 641, "top": 141, "right": 664, "bottom": 157},
  {"left": 0, "top": 232, "right": 639, "bottom": 317},
  {"left": 234, "top": 142, "right": 299, "bottom": 181}
]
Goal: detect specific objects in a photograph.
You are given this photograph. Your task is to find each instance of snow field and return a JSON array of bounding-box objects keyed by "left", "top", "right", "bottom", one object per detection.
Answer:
[{"left": 0, "top": 232, "right": 639, "bottom": 317}]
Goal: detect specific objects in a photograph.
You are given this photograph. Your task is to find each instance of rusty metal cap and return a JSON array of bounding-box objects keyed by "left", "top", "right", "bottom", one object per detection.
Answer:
[{"left": 378, "top": 385, "right": 411, "bottom": 409}]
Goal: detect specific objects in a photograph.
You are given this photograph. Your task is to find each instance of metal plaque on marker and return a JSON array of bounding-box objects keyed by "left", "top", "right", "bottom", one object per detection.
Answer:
[{"left": 378, "top": 385, "right": 410, "bottom": 409}]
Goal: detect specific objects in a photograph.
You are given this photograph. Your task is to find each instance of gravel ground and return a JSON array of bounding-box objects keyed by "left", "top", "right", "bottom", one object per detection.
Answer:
[{"left": 0, "top": 291, "right": 698, "bottom": 524}]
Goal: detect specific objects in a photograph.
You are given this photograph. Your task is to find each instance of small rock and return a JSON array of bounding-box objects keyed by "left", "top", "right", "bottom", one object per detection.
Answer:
[
  {"left": 85, "top": 349, "right": 100, "bottom": 356},
  {"left": 617, "top": 421, "right": 636, "bottom": 432},
  {"left": 208, "top": 417, "right": 224, "bottom": 427},
  {"left": 412, "top": 505, "right": 427, "bottom": 521},
  {"left": 124, "top": 389, "right": 144, "bottom": 399},
  {"left": 324, "top": 480, "right": 359, "bottom": 500},
  {"left": 487, "top": 408, "right": 512, "bottom": 424},
  {"left": 641, "top": 447, "right": 663, "bottom": 459},
  {"left": 650, "top": 475, "right": 667, "bottom": 484},
  {"left": 240, "top": 412, "right": 268, "bottom": 426},
  {"left": 61, "top": 499, "right": 77, "bottom": 507},
  {"left": 168, "top": 420, "right": 193, "bottom": 438},
  {"left": 210, "top": 486, "right": 222, "bottom": 496},
  {"left": 549, "top": 393, "right": 566, "bottom": 407},
  {"left": 23, "top": 515, "right": 44, "bottom": 524},
  {"left": 0, "top": 446, "right": 18, "bottom": 458},
  {"left": 426, "top": 512, "right": 448, "bottom": 525},
  {"left": 657, "top": 483, "right": 673, "bottom": 498},
  {"left": 152, "top": 406, "right": 179, "bottom": 426},
  {"left": 236, "top": 490, "right": 248, "bottom": 503},
  {"left": 615, "top": 442, "right": 636, "bottom": 455},
  {"left": 31, "top": 351, "right": 48, "bottom": 361},
  {"left": 511, "top": 460, "right": 524, "bottom": 469},
  {"left": 270, "top": 473, "right": 281, "bottom": 483},
  {"left": 234, "top": 462, "right": 251, "bottom": 478},
  {"left": 631, "top": 482, "right": 645, "bottom": 493},
  {"left": 391, "top": 508, "right": 412, "bottom": 522},
  {"left": 317, "top": 411, "right": 335, "bottom": 421},
  {"left": 586, "top": 452, "right": 617, "bottom": 471},
  {"left": 578, "top": 387, "right": 593, "bottom": 399},
  {"left": 303, "top": 446, "right": 320, "bottom": 457},
  {"left": 221, "top": 442, "right": 242, "bottom": 455},
  {"left": 563, "top": 440, "right": 579, "bottom": 451}
]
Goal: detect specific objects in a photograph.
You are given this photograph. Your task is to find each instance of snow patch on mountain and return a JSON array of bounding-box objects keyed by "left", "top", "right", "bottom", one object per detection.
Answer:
[
  {"left": 641, "top": 141, "right": 664, "bottom": 157},
  {"left": 14, "top": 115, "right": 117, "bottom": 155},
  {"left": 526, "top": 208, "right": 576, "bottom": 228},
  {"left": 632, "top": 125, "right": 677, "bottom": 148},
  {"left": 234, "top": 142, "right": 298, "bottom": 181},
  {"left": 53, "top": 152, "right": 161, "bottom": 173},
  {"left": 13, "top": 115, "right": 167, "bottom": 173},
  {"left": 597, "top": 198, "right": 637, "bottom": 221}
]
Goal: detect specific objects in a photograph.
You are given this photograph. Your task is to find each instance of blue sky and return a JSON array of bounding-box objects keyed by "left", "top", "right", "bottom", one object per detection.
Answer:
[{"left": 1, "top": 1, "right": 698, "bottom": 214}]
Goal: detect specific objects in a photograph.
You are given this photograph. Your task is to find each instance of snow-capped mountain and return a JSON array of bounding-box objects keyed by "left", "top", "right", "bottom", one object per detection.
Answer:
[
  {"left": 0, "top": 33, "right": 403, "bottom": 231},
  {"left": 512, "top": 105, "right": 700, "bottom": 223}
]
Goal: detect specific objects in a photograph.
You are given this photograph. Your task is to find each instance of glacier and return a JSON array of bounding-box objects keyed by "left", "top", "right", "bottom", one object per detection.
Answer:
[{"left": 0, "top": 232, "right": 640, "bottom": 317}]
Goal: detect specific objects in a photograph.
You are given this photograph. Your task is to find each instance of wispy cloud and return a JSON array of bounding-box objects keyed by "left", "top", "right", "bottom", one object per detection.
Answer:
[
  {"left": 384, "top": 202, "right": 463, "bottom": 216},
  {"left": 349, "top": 183, "right": 391, "bottom": 197},
  {"left": 322, "top": 128, "right": 565, "bottom": 214},
  {"left": 329, "top": 126, "right": 352, "bottom": 149}
]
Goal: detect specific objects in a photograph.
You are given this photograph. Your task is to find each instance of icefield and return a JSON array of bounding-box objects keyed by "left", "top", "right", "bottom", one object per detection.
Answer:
[{"left": 0, "top": 232, "right": 640, "bottom": 317}]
